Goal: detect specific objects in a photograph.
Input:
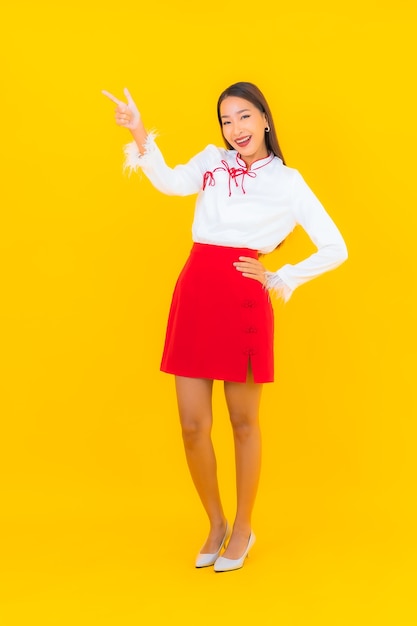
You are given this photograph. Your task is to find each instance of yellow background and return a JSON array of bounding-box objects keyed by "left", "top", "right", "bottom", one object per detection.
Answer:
[{"left": 1, "top": 1, "right": 416, "bottom": 624}]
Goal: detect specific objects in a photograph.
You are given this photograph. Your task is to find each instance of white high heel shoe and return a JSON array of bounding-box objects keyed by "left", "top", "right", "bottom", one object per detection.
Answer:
[
  {"left": 214, "top": 531, "right": 256, "bottom": 572},
  {"left": 195, "top": 522, "right": 230, "bottom": 568}
]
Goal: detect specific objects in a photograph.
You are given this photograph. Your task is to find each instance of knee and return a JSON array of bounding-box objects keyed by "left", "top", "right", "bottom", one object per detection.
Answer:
[
  {"left": 180, "top": 415, "right": 211, "bottom": 446},
  {"left": 229, "top": 412, "right": 258, "bottom": 441}
]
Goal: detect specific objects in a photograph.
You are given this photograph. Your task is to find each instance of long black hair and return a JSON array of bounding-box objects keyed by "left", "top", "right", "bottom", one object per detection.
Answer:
[{"left": 217, "top": 82, "right": 286, "bottom": 165}]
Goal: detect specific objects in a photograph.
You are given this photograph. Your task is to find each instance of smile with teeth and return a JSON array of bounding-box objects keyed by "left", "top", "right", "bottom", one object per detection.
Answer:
[{"left": 235, "top": 136, "right": 251, "bottom": 147}]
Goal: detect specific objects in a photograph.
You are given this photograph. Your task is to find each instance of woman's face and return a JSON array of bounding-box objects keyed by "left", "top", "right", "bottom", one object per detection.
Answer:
[{"left": 219, "top": 96, "right": 268, "bottom": 168}]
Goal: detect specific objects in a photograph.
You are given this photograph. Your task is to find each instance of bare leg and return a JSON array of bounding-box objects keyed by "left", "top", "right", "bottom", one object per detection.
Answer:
[
  {"left": 175, "top": 376, "right": 227, "bottom": 553},
  {"left": 222, "top": 367, "right": 263, "bottom": 559}
]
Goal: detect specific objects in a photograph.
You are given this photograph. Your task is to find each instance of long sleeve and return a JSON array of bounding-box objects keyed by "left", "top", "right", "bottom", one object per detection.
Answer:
[
  {"left": 267, "top": 171, "right": 348, "bottom": 300},
  {"left": 123, "top": 133, "right": 216, "bottom": 197}
]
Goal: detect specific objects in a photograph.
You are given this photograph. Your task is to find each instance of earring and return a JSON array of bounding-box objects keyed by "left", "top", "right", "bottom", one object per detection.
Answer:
[{"left": 265, "top": 126, "right": 270, "bottom": 132}]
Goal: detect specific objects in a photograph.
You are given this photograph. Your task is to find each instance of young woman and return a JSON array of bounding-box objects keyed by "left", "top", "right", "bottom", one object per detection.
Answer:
[{"left": 103, "top": 82, "right": 348, "bottom": 572}]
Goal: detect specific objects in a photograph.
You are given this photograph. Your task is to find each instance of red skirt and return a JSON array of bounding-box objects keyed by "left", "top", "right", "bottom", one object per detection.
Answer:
[{"left": 160, "top": 243, "right": 274, "bottom": 383}]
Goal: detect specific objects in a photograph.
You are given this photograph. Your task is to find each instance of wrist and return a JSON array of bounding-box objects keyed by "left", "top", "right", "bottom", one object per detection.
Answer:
[{"left": 129, "top": 122, "right": 147, "bottom": 154}]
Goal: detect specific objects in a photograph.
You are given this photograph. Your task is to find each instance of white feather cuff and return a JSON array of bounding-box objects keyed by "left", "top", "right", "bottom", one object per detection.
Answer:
[
  {"left": 265, "top": 271, "right": 293, "bottom": 302},
  {"left": 123, "top": 130, "right": 158, "bottom": 173}
]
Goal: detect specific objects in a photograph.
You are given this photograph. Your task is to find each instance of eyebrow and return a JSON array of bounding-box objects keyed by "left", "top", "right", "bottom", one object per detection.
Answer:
[{"left": 220, "top": 108, "right": 251, "bottom": 118}]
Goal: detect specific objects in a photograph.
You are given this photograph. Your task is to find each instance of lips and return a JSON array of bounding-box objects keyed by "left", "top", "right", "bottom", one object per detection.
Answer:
[{"left": 235, "top": 135, "right": 251, "bottom": 148}]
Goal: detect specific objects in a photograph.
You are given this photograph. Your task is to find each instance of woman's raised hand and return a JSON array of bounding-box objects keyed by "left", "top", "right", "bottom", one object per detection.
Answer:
[{"left": 102, "top": 87, "right": 141, "bottom": 130}]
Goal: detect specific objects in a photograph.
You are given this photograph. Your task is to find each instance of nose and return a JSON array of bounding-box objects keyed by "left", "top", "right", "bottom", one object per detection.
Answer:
[{"left": 233, "top": 123, "right": 243, "bottom": 138}]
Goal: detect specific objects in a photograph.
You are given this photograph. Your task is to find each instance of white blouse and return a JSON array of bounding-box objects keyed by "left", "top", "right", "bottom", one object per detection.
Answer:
[{"left": 124, "top": 133, "right": 348, "bottom": 300}]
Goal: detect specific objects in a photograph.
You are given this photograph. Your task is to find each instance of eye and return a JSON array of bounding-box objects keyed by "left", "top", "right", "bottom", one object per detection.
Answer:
[
  {"left": 241, "top": 114, "right": 250, "bottom": 120},
  {"left": 222, "top": 120, "right": 231, "bottom": 126}
]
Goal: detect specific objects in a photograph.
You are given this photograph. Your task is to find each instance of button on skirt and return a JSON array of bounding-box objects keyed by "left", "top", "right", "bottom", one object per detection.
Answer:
[{"left": 160, "top": 243, "right": 274, "bottom": 383}]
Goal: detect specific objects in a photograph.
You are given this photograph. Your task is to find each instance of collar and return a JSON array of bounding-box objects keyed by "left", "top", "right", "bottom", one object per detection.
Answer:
[{"left": 235, "top": 151, "right": 275, "bottom": 171}]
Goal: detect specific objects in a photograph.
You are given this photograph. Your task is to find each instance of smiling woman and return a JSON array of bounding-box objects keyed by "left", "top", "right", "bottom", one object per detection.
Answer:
[
  {"left": 220, "top": 97, "right": 269, "bottom": 167},
  {"left": 102, "top": 81, "right": 347, "bottom": 573},
  {"left": 217, "top": 81, "right": 286, "bottom": 165}
]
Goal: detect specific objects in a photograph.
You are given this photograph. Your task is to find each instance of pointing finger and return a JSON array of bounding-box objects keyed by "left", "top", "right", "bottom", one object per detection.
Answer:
[
  {"left": 123, "top": 87, "right": 135, "bottom": 106},
  {"left": 102, "top": 90, "right": 123, "bottom": 106}
]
